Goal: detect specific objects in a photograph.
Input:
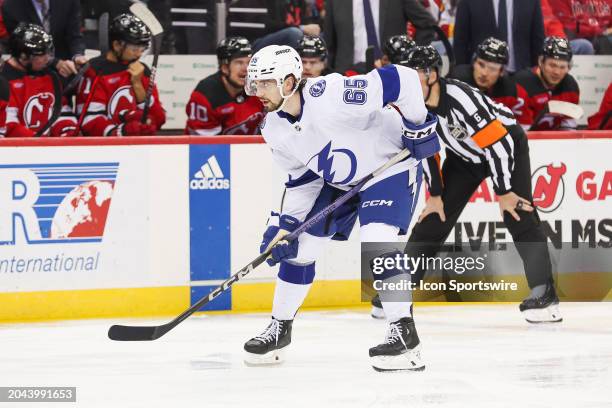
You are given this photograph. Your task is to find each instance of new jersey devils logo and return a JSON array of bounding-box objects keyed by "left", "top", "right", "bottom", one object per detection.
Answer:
[
  {"left": 225, "top": 112, "right": 265, "bottom": 135},
  {"left": 108, "top": 86, "right": 135, "bottom": 119},
  {"left": 23, "top": 92, "right": 55, "bottom": 129},
  {"left": 532, "top": 163, "right": 567, "bottom": 212}
]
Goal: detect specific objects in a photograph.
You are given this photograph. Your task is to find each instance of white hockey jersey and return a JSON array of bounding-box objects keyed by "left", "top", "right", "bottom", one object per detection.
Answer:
[{"left": 261, "top": 64, "right": 428, "bottom": 222}]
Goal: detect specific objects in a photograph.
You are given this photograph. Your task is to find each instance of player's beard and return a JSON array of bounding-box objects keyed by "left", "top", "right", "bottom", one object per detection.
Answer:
[
  {"left": 262, "top": 98, "right": 283, "bottom": 113},
  {"left": 226, "top": 75, "right": 244, "bottom": 90}
]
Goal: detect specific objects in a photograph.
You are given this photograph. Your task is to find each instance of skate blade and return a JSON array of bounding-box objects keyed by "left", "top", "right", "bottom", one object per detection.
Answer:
[
  {"left": 522, "top": 303, "right": 563, "bottom": 323},
  {"left": 370, "top": 344, "right": 425, "bottom": 372},
  {"left": 244, "top": 348, "right": 286, "bottom": 366},
  {"left": 371, "top": 305, "right": 386, "bottom": 320}
]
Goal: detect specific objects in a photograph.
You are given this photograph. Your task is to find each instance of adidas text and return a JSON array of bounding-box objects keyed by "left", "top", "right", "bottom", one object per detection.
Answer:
[{"left": 190, "top": 178, "right": 230, "bottom": 190}]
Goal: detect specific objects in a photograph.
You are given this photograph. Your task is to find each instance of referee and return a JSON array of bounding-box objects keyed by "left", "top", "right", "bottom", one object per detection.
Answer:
[{"left": 372, "top": 46, "right": 562, "bottom": 323}]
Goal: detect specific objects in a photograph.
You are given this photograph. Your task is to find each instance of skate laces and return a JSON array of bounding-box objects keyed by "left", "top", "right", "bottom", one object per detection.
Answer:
[
  {"left": 384, "top": 321, "right": 407, "bottom": 348},
  {"left": 254, "top": 319, "right": 282, "bottom": 345}
]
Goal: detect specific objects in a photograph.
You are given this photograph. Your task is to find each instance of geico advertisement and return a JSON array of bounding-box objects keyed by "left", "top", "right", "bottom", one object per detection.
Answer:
[
  {"left": 0, "top": 146, "right": 187, "bottom": 292},
  {"left": 427, "top": 139, "right": 612, "bottom": 248}
]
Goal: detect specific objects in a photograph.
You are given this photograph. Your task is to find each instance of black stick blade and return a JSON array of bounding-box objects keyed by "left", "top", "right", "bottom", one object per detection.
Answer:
[{"left": 108, "top": 324, "right": 163, "bottom": 341}]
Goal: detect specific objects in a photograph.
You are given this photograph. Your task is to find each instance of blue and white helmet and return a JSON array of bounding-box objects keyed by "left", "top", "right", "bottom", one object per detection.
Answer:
[{"left": 245, "top": 45, "right": 302, "bottom": 110}]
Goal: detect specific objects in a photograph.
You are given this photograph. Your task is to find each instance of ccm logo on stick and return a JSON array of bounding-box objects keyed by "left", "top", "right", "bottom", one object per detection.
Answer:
[{"left": 362, "top": 200, "right": 394, "bottom": 208}]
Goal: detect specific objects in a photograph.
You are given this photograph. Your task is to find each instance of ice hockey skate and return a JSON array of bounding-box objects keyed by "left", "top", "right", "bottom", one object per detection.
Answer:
[
  {"left": 369, "top": 317, "right": 425, "bottom": 372},
  {"left": 519, "top": 283, "right": 563, "bottom": 323},
  {"left": 244, "top": 318, "right": 293, "bottom": 366}
]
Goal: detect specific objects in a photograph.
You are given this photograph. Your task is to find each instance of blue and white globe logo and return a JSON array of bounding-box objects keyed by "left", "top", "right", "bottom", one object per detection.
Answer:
[{"left": 309, "top": 79, "right": 326, "bottom": 97}]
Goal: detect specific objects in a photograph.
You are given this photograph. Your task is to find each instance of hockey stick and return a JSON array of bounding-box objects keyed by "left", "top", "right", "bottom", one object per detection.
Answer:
[
  {"left": 33, "top": 63, "right": 89, "bottom": 137},
  {"left": 431, "top": 25, "right": 454, "bottom": 77},
  {"left": 528, "top": 100, "right": 584, "bottom": 131},
  {"left": 98, "top": 13, "right": 109, "bottom": 55},
  {"left": 108, "top": 148, "right": 412, "bottom": 341},
  {"left": 365, "top": 45, "right": 375, "bottom": 72},
  {"left": 129, "top": 2, "right": 164, "bottom": 124}
]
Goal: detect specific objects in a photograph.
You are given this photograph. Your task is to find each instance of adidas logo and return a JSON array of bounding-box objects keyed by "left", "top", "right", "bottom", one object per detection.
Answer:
[{"left": 190, "top": 156, "right": 230, "bottom": 190}]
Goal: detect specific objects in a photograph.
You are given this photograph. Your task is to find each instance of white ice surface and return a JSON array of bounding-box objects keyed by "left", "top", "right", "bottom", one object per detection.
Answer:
[{"left": 1, "top": 303, "right": 611, "bottom": 408}]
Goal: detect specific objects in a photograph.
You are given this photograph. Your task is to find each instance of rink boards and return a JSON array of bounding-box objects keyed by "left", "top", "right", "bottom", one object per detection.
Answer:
[{"left": 0, "top": 133, "right": 610, "bottom": 322}]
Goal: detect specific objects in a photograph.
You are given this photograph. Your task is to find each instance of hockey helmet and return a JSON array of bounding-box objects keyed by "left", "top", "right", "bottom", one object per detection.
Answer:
[
  {"left": 383, "top": 34, "right": 416, "bottom": 65},
  {"left": 475, "top": 37, "right": 509, "bottom": 65},
  {"left": 245, "top": 45, "right": 302, "bottom": 110},
  {"left": 296, "top": 35, "right": 328, "bottom": 60},
  {"left": 109, "top": 13, "right": 152, "bottom": 47},
  {"left": 404, "top": 45, "right": 443, "bottom": 71},
  {"left": 217, "top": 36, "right": 253, "bottom": 65},
  {"left": 541, "top": 36, "right": 572, "bottom": 62},
  {"left": 9, "top": 23, "right": 53, "bottom": 59}
]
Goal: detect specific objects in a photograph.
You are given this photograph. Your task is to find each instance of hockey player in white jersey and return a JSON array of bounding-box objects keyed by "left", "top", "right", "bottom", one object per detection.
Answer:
[{"left": 243, "top": 45, "right": 440, "bottom": 372}]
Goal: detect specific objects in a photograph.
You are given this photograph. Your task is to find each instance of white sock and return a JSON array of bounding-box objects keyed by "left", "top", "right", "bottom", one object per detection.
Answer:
[
  {"left": 381, "top": 301, "right": 413, "bottom": 322},
  {"left": 271, "top": 278, "right": 312, "bottom": 320}
]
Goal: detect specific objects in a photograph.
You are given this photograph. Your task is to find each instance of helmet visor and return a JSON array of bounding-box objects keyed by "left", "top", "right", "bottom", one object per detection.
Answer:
[{"left": 245, "top": 78, "right": 277, "bottom": 96}]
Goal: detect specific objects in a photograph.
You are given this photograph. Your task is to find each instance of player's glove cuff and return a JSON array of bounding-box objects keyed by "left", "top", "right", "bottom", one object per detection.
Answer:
[
  {"left": 402, "top": 113, "right": 440, "bottom": 160},
  {"left": 279, "top": 214, "right": 300, "bottom": 232}
]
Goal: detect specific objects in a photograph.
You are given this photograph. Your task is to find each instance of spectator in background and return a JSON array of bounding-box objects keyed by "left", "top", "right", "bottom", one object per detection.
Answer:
[
  {"left": 548, "top": 0, "right": 611, "bottom": 54},
  {"left": 296, "top": 35, "right": 331, "bottom": 78},
  {"left": 185, "top": 37, "right": 264, "bottom": 136},
  {"left": 324, "top": 0, "right": 436, "bottom": 74},
  {"left": 76, "top": 13, "right": 166, "bottom": 136},
  {"left": 381, "top": 34, "right": 416, "bottom": 65},
  {"left": 251, "top": 0, "right": 322, "bottom": 52},
  {"left": 453, "top": 0, "right": 545, "bottom": 73},
  {"left": 540, "top": 0, "right": 595, "bottom": 54},
  {"left": 449, "top": 37, "right": 532, "bottom": 126},
  {"left": 2, "top": 0, "right": 87, "bottom": 78},
  {"left": 1, "top": 24, "right": 77, "bottom": 137},
  {"left": 588, "top": 82, "right": 612, "bottom": 129},
  {"left": 515, "top": 36, "right": 580, "bottom": 130}
]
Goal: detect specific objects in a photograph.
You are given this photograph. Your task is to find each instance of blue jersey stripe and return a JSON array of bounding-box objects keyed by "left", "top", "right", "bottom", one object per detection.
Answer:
[
  {"left": 286, "top": 169, "right": 319, "bottom": 188},
  {"left": 376, "top": 65, "right": 400, "bottom": 106}
]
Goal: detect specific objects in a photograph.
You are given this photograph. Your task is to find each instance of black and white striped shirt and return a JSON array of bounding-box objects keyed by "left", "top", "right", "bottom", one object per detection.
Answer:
[{"left": 424, "top": 78, "right": 518, "bottom": 196}]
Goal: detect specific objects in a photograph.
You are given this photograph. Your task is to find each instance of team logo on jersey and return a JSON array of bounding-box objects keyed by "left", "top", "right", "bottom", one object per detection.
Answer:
[
  {"left": 190, "top": 155, "right": 230, "bottom": 190},
  {"left": 23, "top": 92, "right": 55, "bottom": 129},
  {"left": 225, "top": 112, "right": 265, "bottom": 135},
  {"left": 307, "top": 141, "right": 357, "bottom": 185},
  {"left": 448, "top": 123, "right": 469, "bottom": 140},
  {"left": 108, "top": 86, "right": 136, "bottom": 118},
  {"left": 0, "top": 162, "right": 118, "bottom": 245},
  {"left": 532, "top": 163, "right": 566, "bottom": 213},
  {"left": 309, "top": 80, "right": 326, "bottom": 97}
]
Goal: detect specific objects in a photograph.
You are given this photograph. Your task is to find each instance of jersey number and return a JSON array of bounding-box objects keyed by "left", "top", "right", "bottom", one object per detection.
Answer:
[
  {"left": 512, "top": 98, "right": 525, "bottom": 116},
  {"left": 188, "top": 102, "right": 209, "bottom": 122},
  {"left": 343, "top": 79, "right": 367, "bottom": 105}
]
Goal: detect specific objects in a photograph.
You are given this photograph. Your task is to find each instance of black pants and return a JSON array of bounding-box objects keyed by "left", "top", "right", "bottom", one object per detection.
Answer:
[{"left": 407, "top": 126, "right": 553, "bottom": 289}]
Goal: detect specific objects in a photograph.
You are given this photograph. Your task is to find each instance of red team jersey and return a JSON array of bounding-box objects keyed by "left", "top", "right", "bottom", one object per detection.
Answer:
[
  {"left": 76, "top": 56, "right": 166, "bottom": 136},
  {"left": 185, "top": 72, "right": 264, "bottom": 135},
  {"left": 449, "top": 64, "right": 533, "bottom": 126},
  {"left": 0, "top": 75, "right": 8, "bottom": 137},
  {"left": 0, "top": 63, "right": 76, "bottom": 137},
  {"left": 514, "top": 68, "right": 580, "bottom": 130}
]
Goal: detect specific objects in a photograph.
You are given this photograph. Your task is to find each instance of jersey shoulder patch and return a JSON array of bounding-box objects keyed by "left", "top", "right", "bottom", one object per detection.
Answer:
[{"left": 308, "top": 78, "right": 327, "bottom": 97}]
